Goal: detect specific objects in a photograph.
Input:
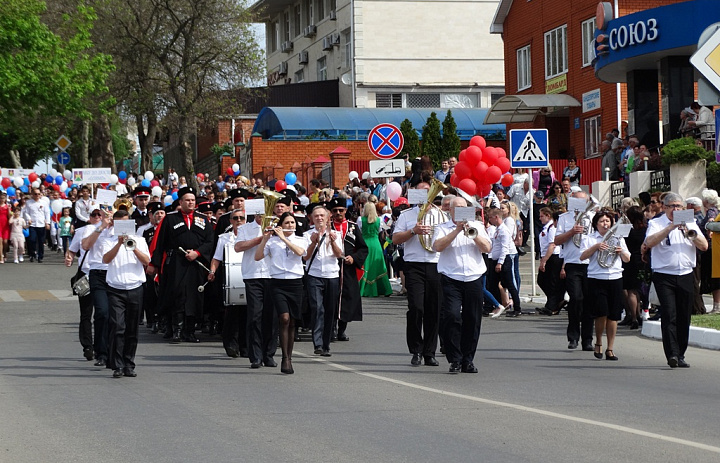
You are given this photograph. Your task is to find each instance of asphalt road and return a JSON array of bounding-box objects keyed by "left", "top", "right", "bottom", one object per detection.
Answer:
[{"left": 1, "top": 250, "right": 719, "bottom": 463}]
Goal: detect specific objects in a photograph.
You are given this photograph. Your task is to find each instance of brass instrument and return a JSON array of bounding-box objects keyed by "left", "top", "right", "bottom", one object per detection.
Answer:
[
  {"left": 597, "top": 215, "right": 628, "bottom": 268},
  {"left": 464, "top": 226, "right": 478, "bottom": 239},
  {"left": 681, "top": 224, "right": 698, "bottom": 240},
  {"left": 123, "top": 236, "right": 136, "bottom": 251},
  {"left": 417, "top": 178, "right": 446, "bottom": 252},
  {"left": 572, "top": 197, "right": 598, "bottom": 247},
  {"left": 113, "top": 197, "right": 135, "bottom": 215},
  {"left": 259, "top": 189, "right": 285, "bottom": 231}
]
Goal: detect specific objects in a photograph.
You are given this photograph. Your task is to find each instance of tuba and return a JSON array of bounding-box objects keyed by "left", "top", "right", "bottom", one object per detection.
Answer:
[
  {"left": 417, "top": 178, "right": 447, "bottom": 252},
  {"left": 597, "top": 214, "right": 628, "bottom": 268},
  {"left": 258, "top": 189, "right": 285, "bottom": 231},
  {"left": 572, "top": 197, "right": 598, "bottom": 247}
]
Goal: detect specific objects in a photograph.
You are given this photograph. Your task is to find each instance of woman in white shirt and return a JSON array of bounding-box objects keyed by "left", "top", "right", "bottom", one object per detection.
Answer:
[
  {"left": 500, "top": 200, "right": 521, "bottom": 292},
  {"left": 255, "top": 212, "right": 307, "bottom": 374},
  {"left": 579, "top": 209, "right": 630, "bottom": 361}
]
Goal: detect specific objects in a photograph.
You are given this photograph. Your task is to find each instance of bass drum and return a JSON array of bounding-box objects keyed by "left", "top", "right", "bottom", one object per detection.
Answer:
[{"left": 224, "top": 243, "right": 247, "bottom": 306}]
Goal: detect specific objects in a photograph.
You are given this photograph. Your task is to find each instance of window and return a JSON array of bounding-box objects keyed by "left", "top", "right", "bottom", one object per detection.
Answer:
[
  {"left": 376, "top": 93, "right": 402, "bottom": 108},
  {"left": 406, "top": 93, "right": 440, "bottom": 108},
  {"left": 581, "top": 18, "right": 596, "bottom": 67},
  {"left": 294, "top": 69, "right": 304, "bottom": 83},
  {"left": 343, "top": 30, "right": 351, "bottom": 69},
  {"left": 443, "top": 94, "right": 477, "bottom": 108},
  {"left": 330, "top": 0, "right": 336, "bottom": 13},
  {"left": 544, "top": 25, "right": 567, "bottom": 79},
  {"left": 491, "top": 93, "right": 504, "bottom": 105},
  {"left": 317, "top": 56, "right": 327, "bottom": 81},
  {"left": 304, "top": 0, "right": 313, "bottom": 26},
  {"left": 294, "top": 4, "right": 302, "bottom": 37},
  {"left": 269, "top": 22, "right": 279, "bottom": 52},
  {"left": 283, "top": 11, "right": 290, "bottom": 43},
  {"left": 316, "top": 0, "right": 325, "bottom": 22},
  {"left": 584, "top": 115, "right": 603, "bottom": 158},
  {"left": 517, "top": 45, "right": 531, "bottom": 91}
]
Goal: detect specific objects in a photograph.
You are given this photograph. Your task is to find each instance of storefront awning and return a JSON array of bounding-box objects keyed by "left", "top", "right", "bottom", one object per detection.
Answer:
[{"left": 483, "top": 95, "right": 581, "bottom": 124}]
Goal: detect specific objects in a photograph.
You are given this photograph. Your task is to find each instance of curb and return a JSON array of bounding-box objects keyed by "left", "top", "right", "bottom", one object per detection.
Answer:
[{"left": 641, "top": 320, "right": 720, "bottom": 351}]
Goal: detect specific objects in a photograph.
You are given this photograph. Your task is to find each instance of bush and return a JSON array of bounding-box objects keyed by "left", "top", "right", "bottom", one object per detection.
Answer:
[{"left": 661, "top": 137, "right": 711, "bottom": 166}]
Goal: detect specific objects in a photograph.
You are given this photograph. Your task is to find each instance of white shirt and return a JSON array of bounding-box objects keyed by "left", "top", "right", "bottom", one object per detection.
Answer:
[
  {"left": 83, "top": 225, "right": 110, "bottom": 271},
  {"left": 434, "top": 220, "right": 488, "bottom": 282},
  {"left": 304, "top": 228, "right": 342, "bottom": 279},
  {"left": 22, "top": 199, "right": 51, "bottom": 227},
  {"left": 236, "top": 221, "right": 270, "bottom": 279},
  {"left": 585, "top": 231, "right": 628, "bottom": 280},
  {"left": 75, "top": 198, "right": 93, "bottom": 222},
  {"left": 508, "top": 183, "right": 530, "bottom": 216},
  {"left": 263, "top": 234, "right": 307, "bottom": 279},
  {"left": 490, "top": 222, "right": 512, "bottom": 264},
  {"left": 101, "top": 228, "right": 148, "bottom": 290},
  {"left": 556, "top": 210, "right": 592, "bottom": 264},
  {"left": 213, "top": 230, "right": 239, "bottom": 261},
  {"left": 115, "top": 183, "right": 128, "bottom": 195},
  {"left": 647, "top": 214, "right": 701, "bottom": 275},
  {"left": 539, "top": 221, "right": 560, "bottom": 258},
  {"left": 503, "top": 217, "right": 518, "bottom": 254},
  {"left": 68, "top": 231, "right": 90, "bottom": 273},
  {"left": 393, "top": 207, "right": 439, "bottom": 263}
]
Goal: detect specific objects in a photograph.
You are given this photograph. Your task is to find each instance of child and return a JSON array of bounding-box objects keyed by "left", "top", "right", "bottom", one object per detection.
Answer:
[
  {"left": 8, "top": 207, "right": 27, "bottom": 264},
  {"left": 59, "top": 207, "right": 74, "bottom": 254}
]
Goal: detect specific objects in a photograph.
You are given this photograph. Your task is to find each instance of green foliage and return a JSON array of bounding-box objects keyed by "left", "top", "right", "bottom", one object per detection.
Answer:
[
  {"left": 399, "top": 119, "right": 420, "bottom": 160},
  {"left": 661, "top": 137, "right": 712, "bottom": 166},
  {"left": 706, "top": 161, "right": 720, "bottom": 192},
  {"left": 210, "top": 143, "right": 233, "bottom": 157},
  {"left": 441, "top": 110, "right": 461, "bottom": 162},
  {"left": 421, "top": 112, "right": 442, "bottom": 169},
  {"left": 691, "top": 314, "right": 720, "bottom": 331},
  {"left": 110, "top": 116, "right": 132, "bottom": 161}
]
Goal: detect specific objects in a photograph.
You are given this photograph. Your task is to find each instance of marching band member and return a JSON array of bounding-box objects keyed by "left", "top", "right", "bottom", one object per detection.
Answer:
[
  {"left": 579, "top": 209, "right": 631, "bottom": 361},
  {"left": 486, "top": 208, "right": 522, "bottom": 317},
  {"left": 255, "top": 212, "right": 307, "bottom": 374},
  {"left": 537, "top": 207, "right": 563, "bottom": 316},
  {"left": 433, "top": 197, "right": 492, "bottom": 373},
  {"left": 102, "top": 210, "right": 150, "bottom": 378}
]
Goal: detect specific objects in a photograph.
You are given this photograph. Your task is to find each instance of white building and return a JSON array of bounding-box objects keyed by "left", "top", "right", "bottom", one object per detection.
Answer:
[{"left": 252, "top": 0, "right": 505, "bottom": 108}]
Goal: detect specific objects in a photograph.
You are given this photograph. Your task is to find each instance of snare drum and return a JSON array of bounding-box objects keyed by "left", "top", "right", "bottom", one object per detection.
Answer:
[{"left": 223, "top": 243, "right": 246, "bottom": 306}]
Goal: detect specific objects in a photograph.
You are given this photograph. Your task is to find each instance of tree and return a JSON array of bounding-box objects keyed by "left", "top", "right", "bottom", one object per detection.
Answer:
[
  {"left": 399, "top": 119, "right": 420, "bottom": 160},
  {"left": 442, "top": 110, "right": 461, "bottom": 162},
  {"left": 421, "top": 112, "right": 442, "bottom": 169}
]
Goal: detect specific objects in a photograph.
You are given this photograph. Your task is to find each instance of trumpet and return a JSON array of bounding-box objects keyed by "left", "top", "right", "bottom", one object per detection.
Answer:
[
  {"left": 681, "top": 223, "right": 698, "bottom": 240},
  {"left": 123, "top": 236, "right": 136, "bottom": 251},
  {"left": 464, "top": 226, "right": 478, "bottom": 238}
]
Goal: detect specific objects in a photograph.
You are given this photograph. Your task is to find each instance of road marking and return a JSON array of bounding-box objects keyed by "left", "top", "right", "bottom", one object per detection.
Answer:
[
  {"left": 299, "top": 354, "right": 720, "bottom": 455},
  {"left": 0, "top": 290, "right": 73, "bottom": 302},
  {"left": 0, "top": 290, "right": 24, "bottom": 302}
]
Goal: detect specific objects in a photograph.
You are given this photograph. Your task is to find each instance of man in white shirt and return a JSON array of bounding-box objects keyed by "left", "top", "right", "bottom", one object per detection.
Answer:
[
  {"left": 644, "top": 192, "right": 707, "bottom": 368},
  {"left": 392, "top": 183, "right": 441, "bottom": 367},
  {"left": 74, "top": 186, "right": 93, "bottom": 229},
  {"left": 433, "top": 197, "right": 492, "bottom": 373},
  {"left": 687, "top": 102, "right": 716, "bottom": 141},
  {"left": 102, "top": 210, "right": 150, "bottom": 378},
  {"left": 487, "top": 208, "right": 522, "bottom": 317},
  {"left": 304, "top": 205, "right": 344, "bottom": 357},
  {"left": 22, "top": 188, "right": 51, "bottom": 262}
]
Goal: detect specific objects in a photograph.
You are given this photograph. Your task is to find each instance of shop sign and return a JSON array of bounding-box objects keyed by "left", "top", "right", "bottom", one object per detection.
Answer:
[
  {"left": 545, "top": 74, "right": 567, "bottom": 94},
  {"left": 582, "top": 89, "right": 601, "bottom": 113}
]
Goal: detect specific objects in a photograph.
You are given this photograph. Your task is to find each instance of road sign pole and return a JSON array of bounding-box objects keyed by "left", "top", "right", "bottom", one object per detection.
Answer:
[{"left": 527, "top": 169, "right": 538, "bottom": 297}]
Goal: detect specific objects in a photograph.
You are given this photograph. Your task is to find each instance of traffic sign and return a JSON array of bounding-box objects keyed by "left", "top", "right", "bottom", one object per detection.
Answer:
[
  {"left": 369, "top": 159, "right": 405, "bottom": 178},
  {"left": 510, "top": 129, "right": 549, "bottom": 169},
  {"left": 691, "top": 26, "right": 720, "bottom": 92},
  {"left": 57, "top": 152, "right": 70, "bottom": 165},
  {"left": 55, "top": 135, "right": 72, "bottom": 151},
  {"left": 368, "top": 123, "right": 404, "bottom": 159}
]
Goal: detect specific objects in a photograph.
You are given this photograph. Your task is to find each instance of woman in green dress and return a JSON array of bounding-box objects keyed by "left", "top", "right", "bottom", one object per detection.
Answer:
[{"left": 359, "top": 202, "right": 393, "bottom": 297}]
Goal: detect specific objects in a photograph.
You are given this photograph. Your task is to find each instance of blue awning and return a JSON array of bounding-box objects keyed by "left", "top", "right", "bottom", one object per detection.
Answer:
[{"left": 252, "top": 107, "right": 506, "bottom": 141}]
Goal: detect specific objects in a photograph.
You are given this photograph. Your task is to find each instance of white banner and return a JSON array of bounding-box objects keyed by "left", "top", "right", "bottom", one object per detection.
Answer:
[
  {"left": 0, "top": 168, "right": 34, "bottom": 178},
  {"left": 72, "top": 168, "right": 112, "bottom": 184}
]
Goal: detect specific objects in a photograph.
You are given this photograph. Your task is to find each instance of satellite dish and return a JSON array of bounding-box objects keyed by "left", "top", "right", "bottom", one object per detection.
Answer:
[{"left": 340, "top": 72, "right": 352, "bottom": 85}]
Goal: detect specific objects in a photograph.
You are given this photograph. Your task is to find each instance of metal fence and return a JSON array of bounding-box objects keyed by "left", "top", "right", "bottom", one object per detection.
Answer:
[
  {"left": 650, "top": 169, "right": 671, "bottom": 191},
  {"left": 610, "top": 181, "right": 625, "bottom": 210}
]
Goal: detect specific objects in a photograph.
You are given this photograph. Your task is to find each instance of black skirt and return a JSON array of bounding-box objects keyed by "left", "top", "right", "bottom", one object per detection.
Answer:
[{"left": 270, "top": 278, "right": 304, "bottom": 320}]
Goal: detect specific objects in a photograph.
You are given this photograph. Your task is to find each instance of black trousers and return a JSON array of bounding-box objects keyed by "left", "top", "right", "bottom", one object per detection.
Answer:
[
  {"left": 488, "top": 258, "right": 521, "bottom": 309},
  {"left": 440, "top": 275, "right": 483, "bottom": 365},
  {"left": 244, "top": 279, "right": 278, "bottom": 363},
  {"left": 78, "top": 293, "right": 93, "bottom": 350},
  {"left": 107, "top": 285, "right": 143, "bottom": 371},
  {"left": 538, "top": 254, "right": 564, "bottom": 312},
  {"left": 564, "top": 263, "right": 594, "bottom": 345},
  {"left": 223, "top": 305, "right": 248, "bottom": 354},
  {"left": 653, "top": 272, "right": 694, "bottom": 361},
  {"left": 142, "top": 280, "right": 159, "bottom": 325},
  {"left": 404, "top": 261, "right": 441, "bottom": 356}
]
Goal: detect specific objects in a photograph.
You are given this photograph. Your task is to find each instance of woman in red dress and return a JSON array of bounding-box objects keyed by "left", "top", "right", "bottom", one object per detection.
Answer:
[{"left": 0, "top": 191, "right": 11, "bottom": 263}]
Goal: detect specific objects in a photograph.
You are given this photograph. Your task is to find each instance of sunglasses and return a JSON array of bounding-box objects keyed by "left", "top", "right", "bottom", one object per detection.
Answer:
[
  {"left": 332, "top": 208, "right": 346, "bottom": 213},
  {"left": 90, "top": 212, "right": 102, "bottom": 217},
  {"left": 231, "top": 216, "right": 244, "bottom": 221},
  {"left": 649, "top": 200, "right": 658, "bottom": 205}
]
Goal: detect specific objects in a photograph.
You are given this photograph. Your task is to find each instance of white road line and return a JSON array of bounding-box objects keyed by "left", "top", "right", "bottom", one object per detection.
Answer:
[
  {"left": 0, "top": 290, "right": 23, "bottom": 302},
  {"left": 299, "top": 354, "right": 720, "bottom": 455},
  {"left": 48, "top": 289, "right": 74, "bottom": 300}
]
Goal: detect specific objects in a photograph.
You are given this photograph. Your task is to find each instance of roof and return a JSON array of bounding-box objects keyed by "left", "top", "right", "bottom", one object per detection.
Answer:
[
  {"left": 490, "top": 0, "right": 513, "bottom": 34},
  {"left": 252, "top": 107, "right": 506, "bottom": 141},
  {"left": 483, "top": 95, "right": 581, "bottom": 124}
]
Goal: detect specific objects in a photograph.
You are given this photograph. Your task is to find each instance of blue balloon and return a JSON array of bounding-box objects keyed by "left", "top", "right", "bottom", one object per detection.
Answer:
[
  {"left": 6, "top": 186, "right": 16, "bottom": 197},
  {"left": 20, "top": 185, "right": 28, "bottom": 193},
  {"left": 23, "top": 228, "right": 29, "bottom": 238},
  {"left": 141, "top": 179, "right": 151, "bottom": 188},
  {"left": 118, "top": 171, "right": 127, "bottom": 180},
  {"left": 23, "top": 177, "right": 30, "bottom": 186},
  {"left": 55, "top": 175, "right": 63, "bottom": 185},
  {"left": 233, "top": 170, "right": 240, "bottom": 176},
  {"left": 171, "top": 192, "right": 178, "bottom": 201},
  {"left": 65, "top": 188, "right": 71, "bottom": 194},
  {"left": 72, "top": 184, "right": 78, "bottom": 188},
  {"left": 284, "top": 172, "right": 297, "bottom": 185}
]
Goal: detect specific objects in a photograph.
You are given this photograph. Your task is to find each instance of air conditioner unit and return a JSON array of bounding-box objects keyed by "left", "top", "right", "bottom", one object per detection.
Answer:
[
  {"left": 298, "top": 51, "right": 309, "bottom": 65},
  {"left": 278, "top": 61, "right": 288, "bottom": 76},
  {"left": 303, "top": 25, "right": 317, "bottom": 38},
  {"left": 322, "top": 36, "right": 333, "bottom": 51},
  {"left": 280, "top": 41, "right": 293, "bottom": 53},
  {"left": 332, "top": 33, "right": 341, "bottom": 46},
  {"left": 329, "top": 9, "right": 337, "bottom": 20}
]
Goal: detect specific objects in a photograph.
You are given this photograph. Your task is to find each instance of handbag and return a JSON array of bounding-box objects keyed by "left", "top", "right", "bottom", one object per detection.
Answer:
[
  {"left": 648, "top": 282, "right": 660, "bottom": 307},
  {"left": 71, "top": 251, "right": 91, "bottom": 297}
]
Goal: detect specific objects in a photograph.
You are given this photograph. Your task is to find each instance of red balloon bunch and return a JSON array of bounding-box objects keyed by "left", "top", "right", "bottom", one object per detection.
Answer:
[{"left": 451, "top": 136, "right": 511, "bottom": 197}]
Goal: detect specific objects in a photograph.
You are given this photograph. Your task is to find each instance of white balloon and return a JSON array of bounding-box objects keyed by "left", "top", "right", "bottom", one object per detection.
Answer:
[
  {"left": 151, "top": 186, "right": 163, "bottom": 197},
  {"left": 13, "top": 177, "right": 23, "bottom": 188},
  {"left": 63, "top": 199, "right": 72, "bottom": 208},
  {"left": 164, "top": 195, "right": 173, "bottom": 205},
  {"left": 60, "top": 182, "right": 68, "bottom": 191},
  {"left": 137, "top": 174, "right": 144, "bottom": 181},
  {"left": 127, "top": 177, "right": 136, "bottom": 186},
  {"left": 51, "top": 200, "right": 63, "bottom": 214},
  {"left": 49, "top": 169, "right": 58, "bottom": 178},
  {"left": 63, "top": 170, "right": 72, "bottom": 180},
  {"left": 348, "top": 170, "right": 359, "bottom": 180},
  {"left": 362, "top": 171, "right": 370, "bottom": 180},
  {"left": 31, "top": 180, "right": 40, "bottom": 188},
  {"left": 109, "top": 174, "right": 119, "bottom": 185},
  {"left": 231, "top": 163, "right": 240, "bottom": 172},
  {"left": 144, "top": 171, "right": 154, "bottom": 181},
  {"left": 285, "top": 185, "right": 297, "bottom": 193}
]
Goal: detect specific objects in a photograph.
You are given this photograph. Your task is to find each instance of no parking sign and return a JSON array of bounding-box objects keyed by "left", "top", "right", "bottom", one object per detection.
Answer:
[{"left": 368, "top": 124, "right": 404, "bottom": 159}]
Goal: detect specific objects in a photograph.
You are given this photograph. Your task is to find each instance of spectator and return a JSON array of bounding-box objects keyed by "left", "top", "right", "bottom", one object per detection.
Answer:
[
  {"left": 435, "top": 159, "right": 451, "bottom": 182},
  {"left": 562, "top": 157, "right": 581, "bottom": 187},
  {"left": 601, "top": 139, "right": 621, "bottom": 181},
  {"left": 687, "top": 102, "right": 716, "bottom": 141},
  {"left": 532, "top": 166, "right": 555, "bottom": 198},
  {"left": 167, "top": 168, "right": 178, "bottom": 185}
]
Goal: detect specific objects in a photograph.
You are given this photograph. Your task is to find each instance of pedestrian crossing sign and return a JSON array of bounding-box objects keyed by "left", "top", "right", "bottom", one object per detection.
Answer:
[{"left": 510, "top": 129, "right": 549, "bottom": 169}]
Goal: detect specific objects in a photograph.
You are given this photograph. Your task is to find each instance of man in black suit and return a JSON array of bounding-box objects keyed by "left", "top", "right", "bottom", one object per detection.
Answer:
[{"left": 130, "top": 186, "right": 152, "bottom": 228}]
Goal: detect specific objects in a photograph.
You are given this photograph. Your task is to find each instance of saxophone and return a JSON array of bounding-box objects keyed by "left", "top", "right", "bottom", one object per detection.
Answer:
[
  {"left": 597, "top": 215, "right": 628, "bottom": 268},
  {"left": 572, "top": 198, "right": 598, "bottom": 247},
  {"left": 417, "top": 178, "right": 446, "bottom": 252}
]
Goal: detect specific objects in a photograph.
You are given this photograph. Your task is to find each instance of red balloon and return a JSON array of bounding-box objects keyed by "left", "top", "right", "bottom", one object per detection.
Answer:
[
  {"left": 1, "top": 178, "right": 10, "bottom": 188},
  {"left": 52, "top": 184, "right": 60, "bottom": 191},
  {"left": 465, "top": 145, "right": 483, "bottom": 166},
  {"left": 150, "top": 180, "right": 160, "bottom": 187},
  {"left": 28, "top": 172, "right": 38, "bottom": 183},
  {"left": 458, "top": 149, "right": 467, "bottom": 163},
  {"left": 470, "top": 135, "right": 487, "bottom": 150},
  {"left": 197, "top": 173, "right": 205, "bottom": 181},
  {"left": 449, "top": 174, "right": 460, "bottom": 187},
  {"left": 458, "top": 178, "right": 477, "bottom": 196},
  {"left": 479, "top": 185, "right": 492, "bottom": 197},
  {"left": 226, "top": 167, "right": 234, "bottom": 176},
  {"left": 496, "top": 157, "right": 511, "bottom": 174},
  {"left": 274, "top": 180, "right": 287, "bottom": 192},
  {"left": 486, "top": 166, "right": 502, "bottom": 184},
  {"left": 483, "top": 147, "right": 498, "bottom": 166},
  {"left": 454, "top": 161, "right": 472, "bottom": 180},
  {"left": 496, "top": 147, "right": 507, "bottom": 158},
  {"left": 473, "top": 161, "right": 489, "bottom": 182},
  {"left": 501, "top": 174, "right": 514, "bottom": 188}
]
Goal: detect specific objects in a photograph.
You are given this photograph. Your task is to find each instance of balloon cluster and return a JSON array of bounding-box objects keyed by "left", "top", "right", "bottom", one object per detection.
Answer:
[
  {"left": 1, "top": 169, "right": 77, "bottom": 197},
  {"left": 448, "top": 136, "right": 514, "bottom": 197}
]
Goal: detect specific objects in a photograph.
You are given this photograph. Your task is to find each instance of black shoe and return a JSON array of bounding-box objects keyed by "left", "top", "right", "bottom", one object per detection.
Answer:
[
  {"left": 506, "top": 310, "right": 521, "bottom": 317},
  {"left": 250, "top": 361, "right": 262, "bottom": 369},
  {"left": 649, "top": 314, "right": 661, "bottom": 321},
  {"left": 123, "top": 368, "right": 137, "bottom": 377},
  {"left": 605, "top": 349, "right": 618, "bottom": 361},
  {"left": 280, "top": 357, "right": 294, "bottom": 374},
  {"left": 582, "top": 343, "right": 594, "bottom": 352},
  {"left": 594, "top": 344, "right": 603, "bottom": 359},
  {"left": 94, "top": 358, "right": 106, "bottom": 367},
  {"left": 314, "top": 347, "right": 323, "bottom": 355},
  {"left": 461, "top": 362, "right": 478, "bottom": 373},
  {"left": 424, "top": 356, "right": 439, "bottom": 366},
  {"left": 112, "top": 369, "right": 123, "bottom": 378},
  {"left": 668, "top": 356, "right": 679, "bottom": 368},
  {"left": 321, "top": 350, "right": 332, "bottom": 357},
  {"left": 331, "top": 336, "right": 337, "bottom": 342},
  {"left": 171, "top": 330, "right": 181, "bottom": 343},
  {"left": 536, "top": 307, "right": 552, "bottom": 316},
  {"left": 83, "top": 347, "right": 94, "bottom": 361},
  {"left": 263, "top": 358, "right": 277, "bottom": 368},
  {"left": 618, "top": 318, "right": 631, "bottom": 326},
  {"left": 629, "top": 320, "right": 639, "bottom": 330},
  {"left": 411, "top": 353, "right": 422, "bottom": 366},
  {"left": 151, "top": 323, "right": 160, "bottom": 334},
  {"left": 239, "top": 348, "right": 249, "bottom": 358},
  {"left": 30, "top": 256, "right": 34, "bottom": 262},
  {"left": 225, "top": 347, "right": 239, "bottom": 358},
  {"left": 449, "top": 362, "right": 462, "bottom": 373},
  {"left": 182, "top": 332, "right": 200, "bottom": 343},
  {"left": 337, "top": 333, "right": 349, "bottom": 341},
  {"left": 678, "top": 358, "right": 690, "bottom": 368},
  {"left": 37, "top": 259, "right": 43, "bottom": 263},
  {"left": 568, "top": 340, "right": 578, "bottom": 350}
]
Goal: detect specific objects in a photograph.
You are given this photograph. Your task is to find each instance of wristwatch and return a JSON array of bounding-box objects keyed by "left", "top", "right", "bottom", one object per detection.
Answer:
[{"left": 410, "top": 229, "right": 416, "bottom": 236}]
